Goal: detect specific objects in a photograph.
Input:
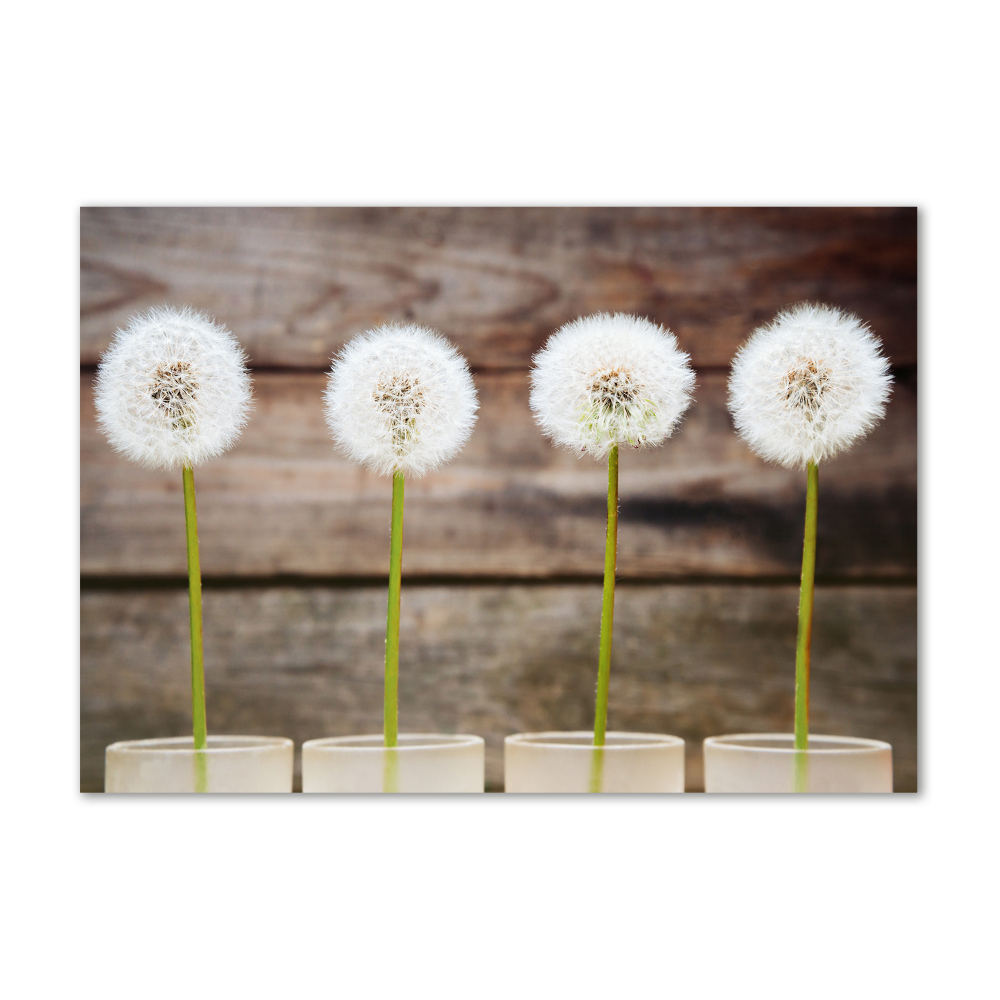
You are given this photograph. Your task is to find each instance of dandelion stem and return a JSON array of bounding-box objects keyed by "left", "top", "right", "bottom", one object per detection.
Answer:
[
  {"left": 591, "top": 445, "right": 619, "bottom": 791},
  {"left": 182, "top": 466, "right": 208, "bottom": 793},
  {"left": 384, "top": 471, "right": 405, "bottom": 756},
  {"left": 794, "top": 461, "right": 819, "bottom": 790}
]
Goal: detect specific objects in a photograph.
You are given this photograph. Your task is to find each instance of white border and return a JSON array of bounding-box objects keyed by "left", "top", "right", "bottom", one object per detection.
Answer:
[{"left": 6, "top": 2, "right": 989, "bottom": 995}]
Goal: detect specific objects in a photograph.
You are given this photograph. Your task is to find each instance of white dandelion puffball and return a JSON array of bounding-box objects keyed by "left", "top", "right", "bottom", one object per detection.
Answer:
[
  {"left": 94, "top": 305, "right": 252, "bottom": 471},
  {"left": 529, "top": 312, "right": 696, "bottom": 459},
  {"left": 728, "top": 303, "right": 893, "bottom": 469},
  {"left": 324, "top": 323, "right": 478, "bottom": 478}
]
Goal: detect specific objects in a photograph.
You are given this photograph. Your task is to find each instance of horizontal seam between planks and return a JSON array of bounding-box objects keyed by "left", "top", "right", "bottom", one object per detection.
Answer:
[{"left": 80, "top": 573, "right": 918, "bottom": 591}]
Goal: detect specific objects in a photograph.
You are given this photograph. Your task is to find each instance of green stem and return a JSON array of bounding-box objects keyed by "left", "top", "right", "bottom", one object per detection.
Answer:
[
  {"left": 793, "top": 462, "right": 819, "bottom": 790},
  {"left": 383, "top": 749, "right": 399, "bottom": 794},
  {"left": 590, "top": 446, "right": 619, "bottom": 792},
  {"left": 183, "top": 466, "right": 208, "bottom": 793},
  {"left": 588, "top": 746, "right": 605, "bottom": 795},
  {"left": 384, "top": 471, "right": 405, "bottom": 752}
]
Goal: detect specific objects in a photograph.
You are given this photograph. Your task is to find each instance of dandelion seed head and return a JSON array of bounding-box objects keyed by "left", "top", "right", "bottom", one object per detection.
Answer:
[
  {"left": 324, "top": 323, "right": 478, "bottom": 478},
  {"left": 528, "top": 312, "right": 696, "bottom": 459},
  {"left": 727, "top": 303, "right": 893, "bottom": 469},
  {"left": 94, "top": 305, "right": 253, "bottom": 470}
]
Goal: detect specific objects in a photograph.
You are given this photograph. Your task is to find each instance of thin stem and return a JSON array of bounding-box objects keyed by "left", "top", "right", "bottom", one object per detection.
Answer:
[
  {"left": 383, "top": 749, "right": 399, "bottom": 794},
  {"left": 182, "top": 466, "right": 208, "bottom": 793},
  {"left": 590, "top": 446, "right": 619, "bottom": 791},
  {"left": 793, "top": 462, "right": 819, "bottom": 790},
  {"left": 588, "top": 746, "right": 605, "bottom": 795},
  {"left": 384, "top": 471, "right": 405, "bottom": 753},
  {"left": 591, "top": 446, "right": 619, "bottom": 791}
]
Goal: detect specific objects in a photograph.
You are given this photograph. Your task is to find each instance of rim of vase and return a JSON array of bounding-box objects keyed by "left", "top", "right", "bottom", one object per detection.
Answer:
[
  {"left": 302, "top": 733, "right": 484, "bottom": 753},
  {"left": 703, "top": 733, "right": 891, "bottom": 755},
  {"left": 106, "top": 735, "right": 293, "bottom": 755},
  {"left": 505, "top": 731, "right": 684, "bottom": 750}
]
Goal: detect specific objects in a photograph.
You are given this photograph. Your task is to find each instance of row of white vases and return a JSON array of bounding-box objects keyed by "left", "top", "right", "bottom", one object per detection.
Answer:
[{"left": 105, "top": 730, "right": 893, "bottom": 793}]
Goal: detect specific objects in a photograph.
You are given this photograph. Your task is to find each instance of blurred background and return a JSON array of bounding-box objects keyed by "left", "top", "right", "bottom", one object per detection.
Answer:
[{"left": 80, "top": 207, "right": 917, "bottom": 791}]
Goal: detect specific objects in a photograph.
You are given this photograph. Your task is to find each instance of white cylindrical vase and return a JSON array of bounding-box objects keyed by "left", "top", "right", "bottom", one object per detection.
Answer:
[
  {"left": 504, "top": 731, "right": 685, "bottom": 793},
  {"left": 703, "top": 733, "right": 893, "bottom": 792},
  {"left": 105, "top": 735, "right": 294, "bottom": 793},
  {"left": 301, "top": 734, "right": 485, "bottom": 793}
]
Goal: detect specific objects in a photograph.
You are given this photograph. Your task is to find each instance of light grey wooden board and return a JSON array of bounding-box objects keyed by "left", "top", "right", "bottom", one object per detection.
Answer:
[
  {"left": 81, "top": 369, "right": 917, "bottom": 579},
  {"left": 81, "top": 207, "right": 917, "bottom": 370},
  {"left": 81, "top": 584, "right": 917, "bottom": 792}
]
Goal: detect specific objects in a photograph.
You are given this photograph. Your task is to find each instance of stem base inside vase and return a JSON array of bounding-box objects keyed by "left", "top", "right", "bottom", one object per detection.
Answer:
[
  {"left": 703, "top": 733, "right": 892, "bottom": 793},
  {"left": 301, "top": 733, "right": 485, "bottom": 793},
  {"left": 105, "top": 735, "right": 293, "bottom": 793},
  {"left": 504, "top": 731, "right": 685, "bottom": 793}
]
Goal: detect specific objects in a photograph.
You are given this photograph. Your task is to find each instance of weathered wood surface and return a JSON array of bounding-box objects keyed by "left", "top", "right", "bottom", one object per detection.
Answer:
[
  {"left": 80, "top": 584, "right": 917, "bottom": 792},
  {"left": 81, "top": 207, "right": 917, "bottom": 370},
  {"left": 81, "top": 368, "right": 916, "bottom": 579},
  {"left": 80, "top": 207, "right": 917, "bottom": 792}
]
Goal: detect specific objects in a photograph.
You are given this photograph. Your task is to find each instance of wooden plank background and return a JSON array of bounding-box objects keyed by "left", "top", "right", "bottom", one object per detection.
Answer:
[{"left": 80, "top": 207, "right": 917, "bottom": 791}]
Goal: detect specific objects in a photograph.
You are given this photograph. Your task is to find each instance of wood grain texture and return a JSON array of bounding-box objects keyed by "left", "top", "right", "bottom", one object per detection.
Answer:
[
  {"left": 81, "top": 207, "right": 917, "bottom": 370},
  {"left": 81, "top": 368, "right": 916, "bottom": 579},
  {"left": 80, "top": 584, "right": 917, "bottom": 792},
  {"left": 80, "top": 207, "right": 918, "bottom": 792}
]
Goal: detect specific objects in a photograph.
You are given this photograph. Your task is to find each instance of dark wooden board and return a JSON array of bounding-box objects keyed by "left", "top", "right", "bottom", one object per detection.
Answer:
[
  {"left": 81, "top": 207, "right": 917, "bottom": 370},
  {"left": 81, "top": 368, "right": 916, "bottom": 579},
  {"left": 81, "top": 584, "right": 917, "bottom": 792}
]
